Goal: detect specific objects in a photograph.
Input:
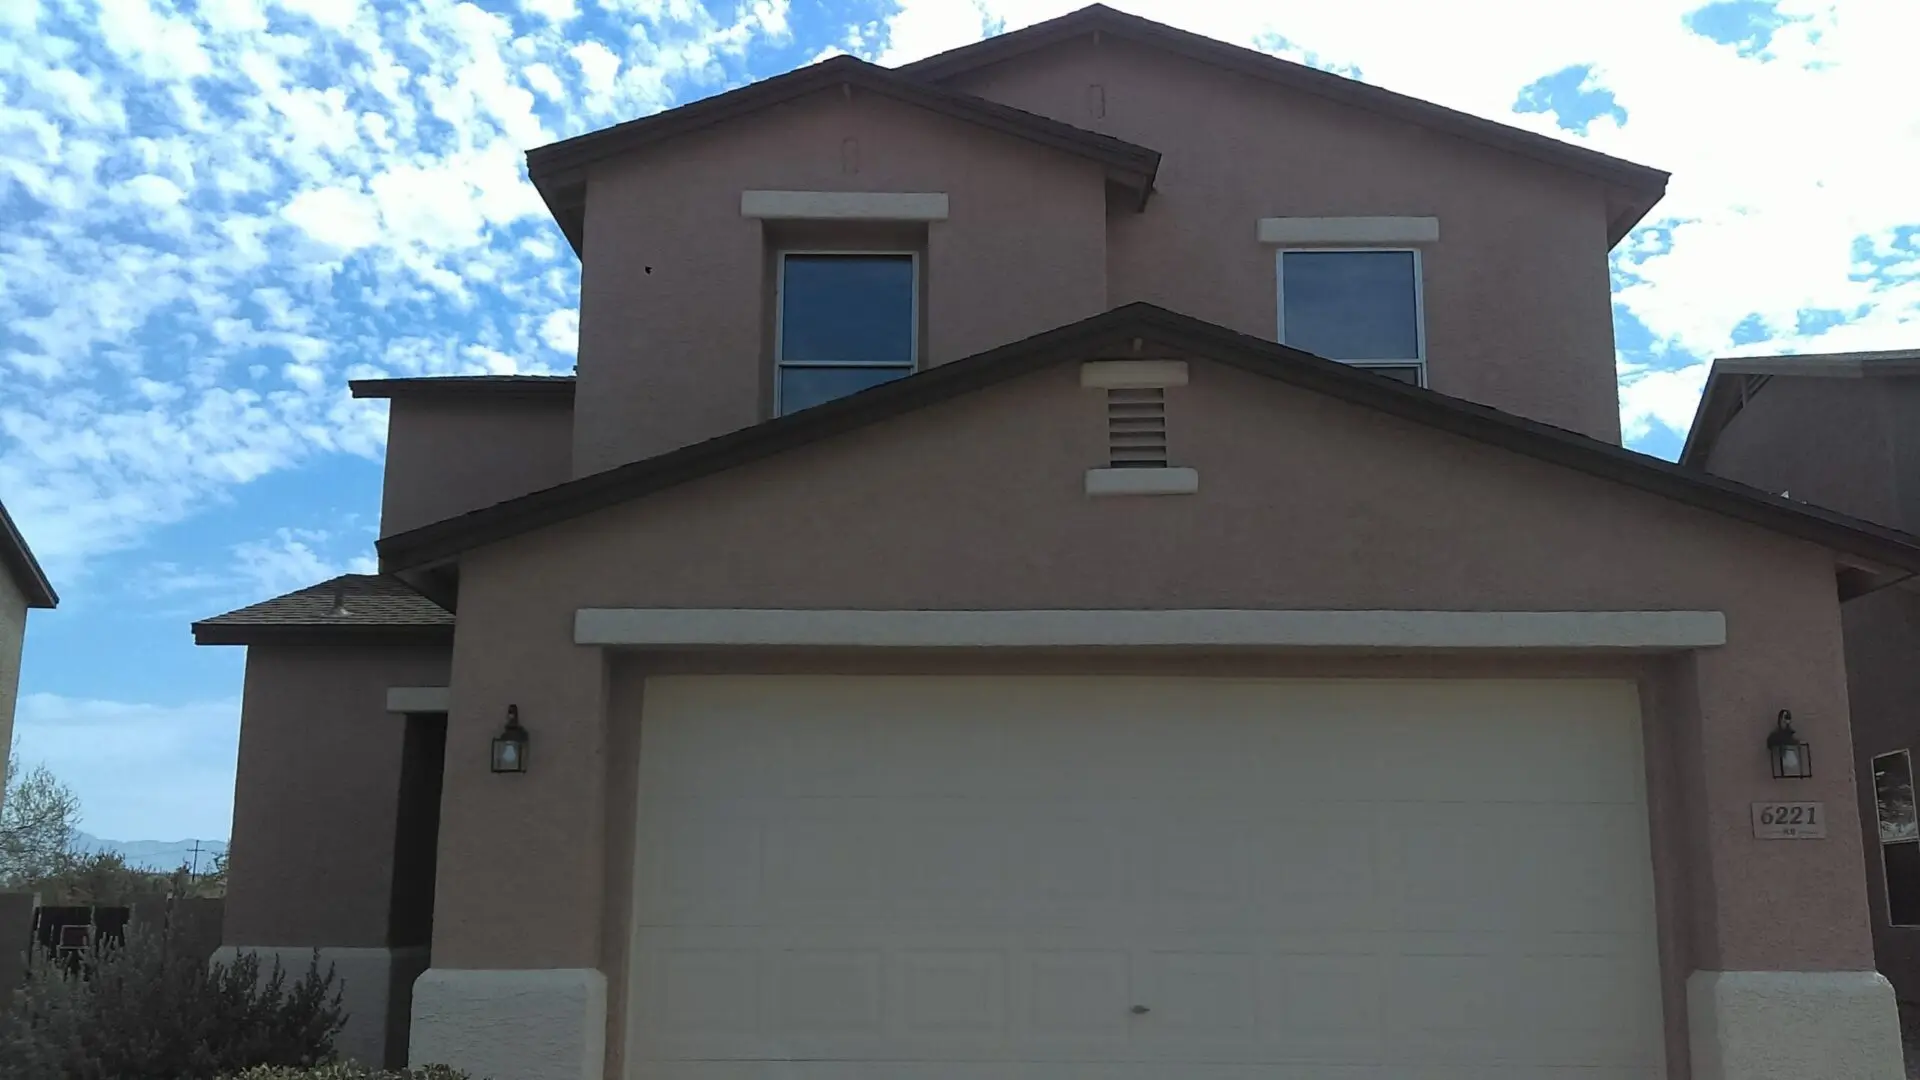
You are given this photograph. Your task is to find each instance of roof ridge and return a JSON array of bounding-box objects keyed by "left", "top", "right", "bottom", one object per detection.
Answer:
[
  {"left": 894, "top": 4, "right": 1667, "bottom": 243},
  {"left": 522, "top": 52, "right": 1162, "bottom": 254}
]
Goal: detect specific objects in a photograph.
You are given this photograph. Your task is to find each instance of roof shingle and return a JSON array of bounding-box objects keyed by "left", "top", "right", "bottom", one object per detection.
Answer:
[{"left": 192, "top": 574, "right": 453, "bottom": 646}]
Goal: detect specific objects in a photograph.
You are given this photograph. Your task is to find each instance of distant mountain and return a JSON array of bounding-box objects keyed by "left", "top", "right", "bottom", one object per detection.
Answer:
[{"left": 73, "top": 832, "right": 228, "bottom": 873}]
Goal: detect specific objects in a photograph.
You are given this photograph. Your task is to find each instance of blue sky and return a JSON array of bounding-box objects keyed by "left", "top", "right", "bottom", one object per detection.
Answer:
[{"left": 2, "top": 0, "right": 1915, "bottom": 841}]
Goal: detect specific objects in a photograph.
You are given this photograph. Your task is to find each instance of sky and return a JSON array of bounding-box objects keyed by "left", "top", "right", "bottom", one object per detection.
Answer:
[{"left": 1, "top": 0, "right": 1916, "bottom": 842}]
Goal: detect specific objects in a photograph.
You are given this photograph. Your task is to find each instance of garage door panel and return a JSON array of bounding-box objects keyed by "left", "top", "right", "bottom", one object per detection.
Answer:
[{"left": 628, "top": 677, "right": 1665, "bottom": 1078}]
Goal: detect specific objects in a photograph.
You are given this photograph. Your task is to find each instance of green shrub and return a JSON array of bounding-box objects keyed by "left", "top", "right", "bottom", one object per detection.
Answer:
[
  {"left": 0, "top": 925, "right": 345, "bottom": 1079},
  {"left": 219, "top": 1060, "right": 464, "bottom": 1068}
]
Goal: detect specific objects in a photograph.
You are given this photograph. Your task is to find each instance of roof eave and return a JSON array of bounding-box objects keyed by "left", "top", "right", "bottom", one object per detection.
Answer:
[
  {"left": 349, "top": 377, "right": 579, "bottom": 402},
  {"left": 377, "top": 303, "right": 1920, "bottom": 578},
  {"left": 190, "top": 622, "right": 456, "bottom": 647},
  {"left": 0, "top": 502, "right": 56, "bottom": 608}
]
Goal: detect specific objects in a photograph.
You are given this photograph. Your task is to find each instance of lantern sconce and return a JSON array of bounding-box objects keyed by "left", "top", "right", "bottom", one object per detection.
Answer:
[
  {"left": 1768, "top": 709, "right": 1812, "bottom": 779},
  {"left": 492, "top": 705, "right": 530, "bottom": 774}
]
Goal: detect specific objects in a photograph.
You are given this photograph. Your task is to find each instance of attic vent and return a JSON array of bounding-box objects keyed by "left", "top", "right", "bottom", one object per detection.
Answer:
[{"left": 1106, "top": 387, "right": 1168, "bottom": 468}]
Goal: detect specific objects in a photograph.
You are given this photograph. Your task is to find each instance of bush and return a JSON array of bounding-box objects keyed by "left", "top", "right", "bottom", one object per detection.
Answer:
[
  {"left": 0, "top": 924, "right": 345, "bottom": 1080},
  {"left": 221, "top": 1060, "right": 464, "bottom": 1068}
]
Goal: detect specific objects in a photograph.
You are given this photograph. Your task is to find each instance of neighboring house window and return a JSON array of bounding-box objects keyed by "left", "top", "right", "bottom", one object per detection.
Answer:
[
  {"left": 1874, "top": 750, "right": 1920, "bottom": 926},
  {"left": 1276, "top": 249, "right": 1426, "bottom": 386},
  {"left": 776, "top": 251, "right": 917, "bottom": 415}
]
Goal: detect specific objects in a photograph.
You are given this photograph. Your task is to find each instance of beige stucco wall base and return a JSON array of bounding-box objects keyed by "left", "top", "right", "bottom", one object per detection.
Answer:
[
  {"left": 1688, "top": 970, "right": 1903, "bottom": 1080},
  {"left": 410, "top": 968, "right": 606, "bottom": 1080},
  {"left": 213, "top": 945, "right": 425, "bottom": 1068}
]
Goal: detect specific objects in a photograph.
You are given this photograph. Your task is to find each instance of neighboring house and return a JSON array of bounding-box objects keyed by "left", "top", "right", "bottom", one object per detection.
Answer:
[
  {"left": 1683, "top": 348, "right": 1920, "bottom": 1010},
  {"left": 0, "top": 499, "right": 58, "bottom": 809},
  {"left": 192, "top": 8, "right": 1920, "bottom": 1079}
]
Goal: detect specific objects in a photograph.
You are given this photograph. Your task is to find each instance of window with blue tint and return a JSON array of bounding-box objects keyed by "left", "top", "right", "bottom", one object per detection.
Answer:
[
  {"left": 1278, "top": 249, "right": 1425, "bottom": 384},
  {"left": 777, "top": 252, "right": 917, "bottom": 415}
]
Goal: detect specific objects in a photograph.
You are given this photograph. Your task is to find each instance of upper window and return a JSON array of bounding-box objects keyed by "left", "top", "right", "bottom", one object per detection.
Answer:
[
  {"left": 776, "top": 252, "right": 917, "bottom": 415},
  {"left": 1276, "top": 249, "right": 1425, "bottom": 385}
]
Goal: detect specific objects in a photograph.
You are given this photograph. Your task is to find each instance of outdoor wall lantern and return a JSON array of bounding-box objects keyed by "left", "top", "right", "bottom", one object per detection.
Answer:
[
  {"left": 1768, "top": 709, "right": 1812, "bottom": 779},
  {"left": 491, "top": 705, "right": 530, "bottom": 774}
]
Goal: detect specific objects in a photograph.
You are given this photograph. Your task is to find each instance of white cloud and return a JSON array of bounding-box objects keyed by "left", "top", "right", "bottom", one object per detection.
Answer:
[
  {"left": 1618, "top": 359, "right": 1711, "bottom": 444},
  {"left": 570, "top": 40, "right": 621, "bottom": 99},
  {"left": 273, "top": 0, "right": 359, "bottom": 31},
  {"left": 540, "top": 308, "right": 579, "bottom": 355},
  {"left": 12, "top": 694, "right": 241, "bottom": 840},
  {"left": 523, "top": 0, "right": 580, "bottom": 22},
  {"left": 523, "top": 61, "right": 566, "bottom": 102},
  {"left": 0, "top": 0, "right": 40, "bottom": 32},
  {"left": 281, "top": 185, "right": 382, "bottom": 250},
  {"left": 95, "top": 0, "right": 213, "bottom": 81},
  {"left": 122, "top": 173, "right": 185, "bottom": 207},
  {"left": 231, "top": 526, "right": 377, "bottom": 596}
]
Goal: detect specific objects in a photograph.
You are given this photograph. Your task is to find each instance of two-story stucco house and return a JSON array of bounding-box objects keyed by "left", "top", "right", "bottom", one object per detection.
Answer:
[
  {"left": 1683, "top": 348, "right": 1920, "bottom": 1020},
  {"left": 194, "top": 8, "right": 1920, "bottom": 1079},
  {"left": 1, "top": 500, "right": 58, "bottom": 801}
]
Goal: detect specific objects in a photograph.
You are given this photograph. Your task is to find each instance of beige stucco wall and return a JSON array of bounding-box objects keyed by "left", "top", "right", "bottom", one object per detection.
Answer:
[
  {"left": 428, "top": 354, "right": 1871, "bottom": 1071},
  {"left": 0, "top": 568, "right": 25, "bottom": 811},
  {"left": 380, "top": 397, "right": 574, "bottom": 537},
  {"left": 224, "top": 644, "right": 451, "bottom": 948},
  {"left": 573, "top": 85, "right": 1111, "bottom": 472},
  {"left": 945, "top": 35, "right": 1624, "bottom": 442}
]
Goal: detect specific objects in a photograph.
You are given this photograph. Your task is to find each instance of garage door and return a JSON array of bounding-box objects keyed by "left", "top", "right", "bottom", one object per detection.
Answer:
[{"left": 628, "top": 677, "right": 1664, "bottom": 1078}]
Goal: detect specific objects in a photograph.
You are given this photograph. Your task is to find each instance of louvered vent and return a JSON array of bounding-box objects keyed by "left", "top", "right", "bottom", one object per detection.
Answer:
[{"left": 1105, "top": 387, "right": 1168, "bottom": 468}]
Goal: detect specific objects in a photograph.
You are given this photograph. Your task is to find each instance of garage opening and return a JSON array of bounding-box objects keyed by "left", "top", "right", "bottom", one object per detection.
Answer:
[{"left": 627, "top": 676, "right": 1664, "bottom": 1077}]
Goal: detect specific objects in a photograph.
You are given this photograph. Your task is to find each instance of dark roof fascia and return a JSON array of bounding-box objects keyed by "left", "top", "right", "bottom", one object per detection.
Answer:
[
  {"left": 0, "top": 501, "right": 56, "bottom": 608},
  {"left": 898, "top": 5, "right": 1668, "bottom": 243},
  {"left": 350, "top": 376, "right": 577, "bottom": 402},
  {"left": 190, "top": 622, "right": 456, "bottom": 647},
  {"left": 1678, "top": 364, "right": 1759, "bottom": 470},
  {"left": 525, "top": 54, "right": 1163, "bottom": 255},
  {"left": 377, "top": 302, "right": 1920, "bottom": 576}
]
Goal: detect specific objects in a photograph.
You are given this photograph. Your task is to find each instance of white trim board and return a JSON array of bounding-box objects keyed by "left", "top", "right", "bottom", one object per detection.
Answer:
[
  {"left": 1258, "top": 216, "right": 1439, "bottom": 244},
  {"left": 575, "top": 609, "right": 1727, "bottom": 650},
  {"left": 1081, "top": 360, "right": 1189, "bottom": 388},
  {"left": 1085, "top": 467, "right": 1199, "bottom": 496},
  {"left": 742, "top": 190, "right": 949, "bottom": 221},
  {"left": 385, "top": 686, "right": 450, "bottom": 713}
]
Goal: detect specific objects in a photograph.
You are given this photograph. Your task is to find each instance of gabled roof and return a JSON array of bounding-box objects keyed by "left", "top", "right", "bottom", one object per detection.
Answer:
[
  {"left": 899, "top": 4, "right": 1669, "bottom": 244},
  {"left": 350, "top": 375, "right": 577, "bottom": 402},
  {"left": 1680, "top": 348, "right": 1920, "bottom": 468},
  {"left": 377, "top": 303, "right": 1920, "bottom": 577},
  {"left": 192, "top": 574, "right": 453, "bottom": 646},
  {"left": 0, "top": 500, "right": 56, "bottom": 609},
  {"left": 525, "top": 53, "right": 1163, "bottom": 256}
]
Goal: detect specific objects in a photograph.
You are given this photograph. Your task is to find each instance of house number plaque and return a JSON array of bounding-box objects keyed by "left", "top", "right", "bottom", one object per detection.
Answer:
[{"left": 1751, "top": 801, "right": 1827, "bottom": 839}]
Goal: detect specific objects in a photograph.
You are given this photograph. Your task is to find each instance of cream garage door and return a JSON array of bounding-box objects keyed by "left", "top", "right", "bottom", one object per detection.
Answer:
[{"left": 628, "top": 676, "right": 1664, "bottom": 1079}]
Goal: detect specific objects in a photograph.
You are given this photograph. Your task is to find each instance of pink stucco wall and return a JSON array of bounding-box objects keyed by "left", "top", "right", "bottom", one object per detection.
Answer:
[
  {"left": 224, "top": 644, "right": 451, "bottom": 948},
  {"left": 379, "top": 397, "right": 574, "bottom": 537},
  {"left": 426, "top": 358, "right": 1870, "bottom": 1077},
  {"left": 943, "top": 34, "right": 1624, "bottom": 442},
  {"left": 573, "top": 86, "right": 1110, "bottom": 472}
]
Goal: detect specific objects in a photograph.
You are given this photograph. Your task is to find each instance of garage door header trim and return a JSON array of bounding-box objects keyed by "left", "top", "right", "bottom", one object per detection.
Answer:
[{"left": 576, "top": 608, "right": 1726, "bottom": 650}]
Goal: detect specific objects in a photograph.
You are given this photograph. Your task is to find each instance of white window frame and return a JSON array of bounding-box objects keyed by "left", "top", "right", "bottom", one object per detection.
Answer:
[
  {"left": 774, "top": 249, "right": 920, "bottom": 416},
  {"left": 1873, "top": 748, "right": 1920, "bottom": 927},
  {"left": 1275, "top": 247, "right": 1428, "bottom": 387}
]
